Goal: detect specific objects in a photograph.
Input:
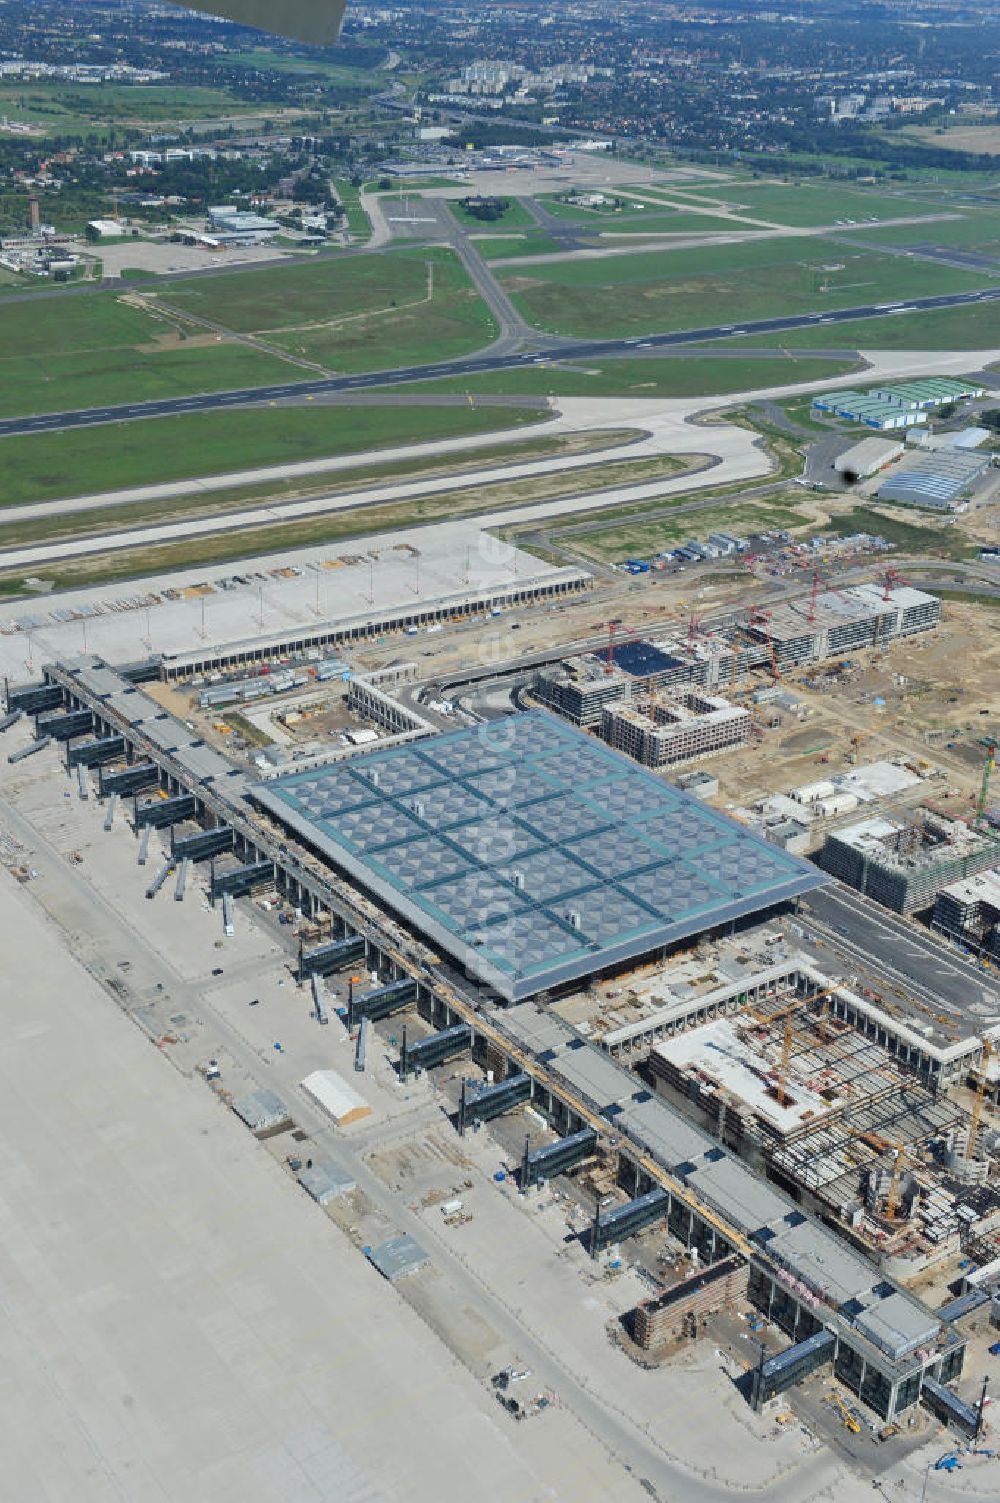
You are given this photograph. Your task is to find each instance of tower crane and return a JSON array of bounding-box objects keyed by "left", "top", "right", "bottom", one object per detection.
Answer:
[{"left": 976, "top": 743, "right": 996, "bottom": 827}]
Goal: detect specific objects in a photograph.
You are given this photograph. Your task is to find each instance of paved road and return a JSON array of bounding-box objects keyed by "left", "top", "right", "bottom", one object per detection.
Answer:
[
  {"left": 798, "top": 882, "right": 1000, "bottom": 1018},
  {"left": 2, "top": 286, "right": 999, "bottom": 439}
]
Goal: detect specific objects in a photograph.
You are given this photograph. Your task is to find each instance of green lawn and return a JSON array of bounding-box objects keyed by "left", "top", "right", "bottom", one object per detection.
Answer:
[
  {"left": 476, "top": 234, "right": 563, "bottom": 260},
  {"left": 499, "top": 237, "right": 994, "bottom": 339},
  {"left": 0, "top": 292, "right": 305, "bottom": 418},
  {"left": 391, "top": 352, "right": 859, "bottom": 400},
  {"left": 448, "top": 197, "right": 534, "bottom": 228},
  {"left": 0, "top": 403, "right": 542, "bottom": 506},
  {"left": 163, "top": 247, "right": 498, "bottom": 374}
]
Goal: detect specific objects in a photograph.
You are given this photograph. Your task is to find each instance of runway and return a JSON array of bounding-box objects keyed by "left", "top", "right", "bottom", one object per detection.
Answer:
[{"left": 1, "top": 286, "right": 998, "bottom": 440}]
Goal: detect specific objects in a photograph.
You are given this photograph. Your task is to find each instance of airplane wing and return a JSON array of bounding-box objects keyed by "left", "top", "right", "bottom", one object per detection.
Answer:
[{"left": 175, "top": 2, "right": 347, "bottom": 46}]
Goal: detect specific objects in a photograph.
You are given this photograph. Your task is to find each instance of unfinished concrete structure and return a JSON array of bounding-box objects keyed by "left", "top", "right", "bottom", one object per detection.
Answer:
[
  {"left": 817, "top": 810, "right": 1000, "bottom": 914},
  {"left": 744, "top": 585, "right": 941, "bottom": 672},
  {"left": 933, "top": 869, "right": 1000, "bottom": 958},
  {"left": 630, "top": 1255, "right": 749, "bottom": 1350},
  {"left": 534, "top": 586, "right": 941, "bottom": 729},
  {"left": 600, "top": 691, "right": 751, "bottom": 768}
]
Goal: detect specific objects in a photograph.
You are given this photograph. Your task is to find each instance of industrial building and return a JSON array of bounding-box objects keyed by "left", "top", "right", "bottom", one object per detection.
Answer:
[
  {"left": 817, "top": 810, "right": 1000, "bottom": 914},
  {"left": 877, "top": 449, "right": 993, "bottom": 511},
  {"left": 811, "top": 391, "right": 926, "bottom": 431},
  {"left": 869, "top": 378, "right": 985, "bottom": 410},
  {"left": 600, "top": 690, "right": 751, "bottom": 768},
  {"left": 834, "top": 437, "right": 905, "bottom": 482},
  {"left": 494, "top": 998, "right": 966, "bottom": 1423},
  {"left": 159, "top": 567, "right": 590, "bottom": 683},
  {"left": 251, "top": 711, "right": 823, "bottom": 1003},
  {"left": 207, "top": 206, "right": 280, "bottom": 241},
  {"left": 907, "top": 426, "right": 990, "bottom": 451},
  {"left": 630, "top": 1255, "right": 749, "bottom": 1350},
  {"left": 608, "top": 961, "right": 1000, "bottom": 1279},
  {"left": 813, "top": 379, "right": 983, "bottom": 430}
]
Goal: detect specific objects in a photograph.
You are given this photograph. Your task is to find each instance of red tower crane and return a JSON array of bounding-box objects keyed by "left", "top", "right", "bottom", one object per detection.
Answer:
[{"left": 882, "top": 565, "right": 910, "bottom": 602}]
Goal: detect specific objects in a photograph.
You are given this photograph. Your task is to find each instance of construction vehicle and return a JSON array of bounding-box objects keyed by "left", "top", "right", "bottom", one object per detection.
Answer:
[{"left": 829, "top": 1391, "right": 861, "bottom": 1433}]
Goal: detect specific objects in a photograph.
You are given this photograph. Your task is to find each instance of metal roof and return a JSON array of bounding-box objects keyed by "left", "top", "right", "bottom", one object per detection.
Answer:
[
  {"left": 879, "top": 450, "right": 991, "bottom": 508},
  {"left": 231, "top": 1090, "right": 289, "bottom": 1132},
  {"left": 368, "top": 1234, "right": 429, "bottom": 1282},
  {"left": 297, "top": 1159, "right": 356, "bottom": 1204},
  {"left": 252, "top": 712, "right": 824, "bottom": 1002},
  {"left": 684, "top": 1153, "right": 789, "bottom": 1234}
]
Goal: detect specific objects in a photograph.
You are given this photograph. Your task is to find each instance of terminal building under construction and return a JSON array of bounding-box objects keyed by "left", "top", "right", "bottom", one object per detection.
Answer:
[
  {"left": 534, "top": 583, "right": 941, "bottom": 732},
  {"left": 817, "top": 810, "right": 1000, "bottom": 915},
  {"left": 6, "top": 618, "right": 992, "bottom": 1437}
]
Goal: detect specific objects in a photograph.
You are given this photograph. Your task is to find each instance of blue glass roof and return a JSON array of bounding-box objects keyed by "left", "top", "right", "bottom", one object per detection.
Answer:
[
  {"left": 252, "top": 712, "right": 825, "bottom": 1001},
  {"left": 602, "top": 640, "right": 685, "bottom": 677}
]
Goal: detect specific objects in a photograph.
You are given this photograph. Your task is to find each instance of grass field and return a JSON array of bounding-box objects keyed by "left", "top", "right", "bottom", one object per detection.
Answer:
[
  {"left": 448, "top": 198, "right": 534, "bottom": 228},
  {"left": 560, "top": 498, "right": 805, "bottom": 563},
  {"left": 161, "top": 247, "right": 497, "bottom": 373},
  {"left": 0, "top": 403, "right": 542, "bottom": 506},
  {"left": 498, "top": 236, "right": 993, "bottom": 339},
  {"left": 391, "top": 352, "right": 859, "bottom": 400},
  {"left": 898, "top": 124, "right": 1000, "bottom": 157},
  {"left": 0, "top": 81, "right": 263, "bottom": 138},
  {"left": 0, "top": 429, "right": 635, "bottom": 550},
  {"left": 653, "top": 180, "right": 939, "bottom": 228},
  {"left": 333, "top": 179, "right": 371, "bottom": 242},
  {"left": 233, "top": 47, "right": 385, "bottom": 86},
  {"left": 824, "top": 506, "right": 975, "bottom": 561},
  {"left": 0, "top": 292, "right": 305, "bottom": 418},
  {"left": 718, "top": 300, "right": 1000, "bottom": 352},
  {"left": 476, "top": 234, "right": 563, "bottom": 260}
]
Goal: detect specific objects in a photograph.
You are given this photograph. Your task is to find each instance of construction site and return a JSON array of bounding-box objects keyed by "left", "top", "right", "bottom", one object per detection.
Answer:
[
  {"left": 817, "top": 809, "right": 1000, "bottom": 915},
  {"left": 7, "top": 550, "right": 1000, "bottom": 1476},
  {"left": 600, "top": 690, "right": 752, "bottom": 769}
]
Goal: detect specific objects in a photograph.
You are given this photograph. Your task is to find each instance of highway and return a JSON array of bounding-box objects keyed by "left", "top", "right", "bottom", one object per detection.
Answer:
[{"left": 2, "top": 286, "right": 999, "bottom": 439}]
